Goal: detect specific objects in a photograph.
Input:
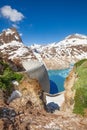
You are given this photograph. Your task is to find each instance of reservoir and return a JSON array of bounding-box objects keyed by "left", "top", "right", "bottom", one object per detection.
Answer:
[{"left": 48, "top": 68, "right": 72, "bottom": 94}]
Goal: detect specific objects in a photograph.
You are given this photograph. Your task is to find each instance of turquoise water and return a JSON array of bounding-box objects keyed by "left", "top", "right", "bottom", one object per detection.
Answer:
[{"left": 48, "top": 68, "right": 72, "bottom": 94}]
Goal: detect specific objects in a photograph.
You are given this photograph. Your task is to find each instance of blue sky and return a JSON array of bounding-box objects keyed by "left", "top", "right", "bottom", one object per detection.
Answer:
[{"left": 0, "top": 0, "right": 87, "bottom": 45}]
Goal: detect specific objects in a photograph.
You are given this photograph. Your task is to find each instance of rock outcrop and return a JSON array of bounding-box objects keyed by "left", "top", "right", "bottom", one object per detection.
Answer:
[
  {"left": 0, "top": 54, "right": 45, "bottom": 113},
  {"left": 0, "top": 28, "right": 36, "bottom": 71},
  {"left": 9, "top": 74, "right": 44, "bottom": 112},
  {"left": 62, "top": 68, "right": 76, "bottom": 112},
  {"left": 0, "top": 28, "right": 22, "bottom": 44}
]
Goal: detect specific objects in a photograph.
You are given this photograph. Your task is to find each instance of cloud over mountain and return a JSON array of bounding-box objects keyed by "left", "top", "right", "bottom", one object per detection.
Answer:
[{"left": 0, "top": 5, "right": 24, "bottom": 22}]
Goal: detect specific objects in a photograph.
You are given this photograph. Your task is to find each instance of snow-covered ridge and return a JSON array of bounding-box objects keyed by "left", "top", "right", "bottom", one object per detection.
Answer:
[
  {"left": 65, "top": 33, "right": 87, "bottom": 39},
  {"left": 5, "top": 28, "right": 15, "bottom": 35},
  {"left": 56, "top": 33, "right": 87, "bottom": 46},
  {"left": 30, "top": 33, "right": 87, "bottom": 49},
  {"left": 30, "top": 33, "right": 87, "bottom": 69},
  {"left": 0, "top": 28, "right": 87, "bottom": 70},
  {"left": 0, "top": 41, "right": 23, "bottom": 49}
]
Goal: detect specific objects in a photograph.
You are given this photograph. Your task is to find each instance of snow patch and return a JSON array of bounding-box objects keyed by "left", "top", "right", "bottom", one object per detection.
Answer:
[
  {"left": 5, "top": 29, "right": 14, "bottom": 35},
  {"left": 15, "top": 35, "right": 19, "bottom": 40}
]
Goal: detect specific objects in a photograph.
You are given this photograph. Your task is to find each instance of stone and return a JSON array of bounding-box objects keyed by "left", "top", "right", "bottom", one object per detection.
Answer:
[
  {"left": 7, "top": 90, "right": 22, "bottom": 104},
  {"left": 46, "top": 102, "right": 60, "bottom": 113},
  {"left": 0, "top": 107, "right": 16, "bottom": 119}
]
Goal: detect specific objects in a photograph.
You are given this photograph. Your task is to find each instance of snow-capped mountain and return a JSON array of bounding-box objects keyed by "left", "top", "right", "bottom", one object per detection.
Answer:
[
  {"left": 30, "top": 33, "right": 87, "bottom": 69},
  {"left": 0, "top": 28, "right": 22, "bottom": 44},
  {"left": 0, "top": 28, "right": 87, "bottom": 70},
  {"left": 0, "top": 28, "right": 35, "bottom": 59},
  {"left": 0, "top": 28, "right": 36, "bottom": 64}
]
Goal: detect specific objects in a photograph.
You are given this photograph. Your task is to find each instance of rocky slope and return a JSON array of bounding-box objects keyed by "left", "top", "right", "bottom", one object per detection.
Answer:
[
  {"left": 31, "top": 34, "right": 87, "bottom": 69},
  {"left": 0, "top": 109, "right": 87, "bottom": 130},
  {"left": 0, "top": 60, "right": 45, "bottom": 130},
  {"left": 62, "top": 67, "right": 77, "bottom": 112},
  {"left": 0, "top": 50, "right": 87, "bottom": 129}
]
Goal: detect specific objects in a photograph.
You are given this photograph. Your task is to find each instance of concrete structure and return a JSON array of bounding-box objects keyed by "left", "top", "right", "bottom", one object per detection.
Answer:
[
  {"left": 22, "top": 60, "right": 50, "bottom": 93},
  {"left": 43, "top": 91, "right": 65, "bottom": 107}
]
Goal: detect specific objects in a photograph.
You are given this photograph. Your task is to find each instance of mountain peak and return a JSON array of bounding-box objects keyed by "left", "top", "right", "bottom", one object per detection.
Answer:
[
  {"left": 66, "top": 33, "right": 87, "bottom": 40},
  {"left": 0, "top": 28, "right": 22, "bottom": 45}
]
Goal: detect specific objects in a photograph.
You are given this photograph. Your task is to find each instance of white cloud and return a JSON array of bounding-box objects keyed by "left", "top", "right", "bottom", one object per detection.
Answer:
[{"left": 0, "top": 5, "right": 24, "bottom": 22}]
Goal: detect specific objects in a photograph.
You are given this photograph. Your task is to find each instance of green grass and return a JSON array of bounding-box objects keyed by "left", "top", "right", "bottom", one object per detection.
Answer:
[
  {"left": 73, "top": 59, "right": 87, "bottom": 115},
  {"left": 73, "top": 87, "right": 87, "bottom": 115},
  {"left": 75, "top": 59, "right": 87, "bottom": 68},
  {"left": 0, "top": 61, "right": 23, "bottom": 95}
]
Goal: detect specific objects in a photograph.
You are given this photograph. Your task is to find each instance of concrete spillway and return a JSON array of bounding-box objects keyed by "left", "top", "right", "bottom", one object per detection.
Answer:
[
  {"left": 22, "top": 60, "right": 50, "bottom": 93},
  {"left": 43, "top": 91, "right": 65, "bottom": 107}
]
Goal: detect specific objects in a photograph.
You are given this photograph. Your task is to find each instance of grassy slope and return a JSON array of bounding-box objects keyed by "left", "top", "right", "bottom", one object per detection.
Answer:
[{"left": 73, "top": 59, "right": 87, "bottom": 115}]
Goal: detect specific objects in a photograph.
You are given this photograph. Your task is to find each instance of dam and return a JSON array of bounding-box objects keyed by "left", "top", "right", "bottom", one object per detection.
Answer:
[
  {"left": 22, "top": 60, "right": 65, "bottom": 110},
  {"left": 22, "top": 60, "right": 50, "bottom": 93}
]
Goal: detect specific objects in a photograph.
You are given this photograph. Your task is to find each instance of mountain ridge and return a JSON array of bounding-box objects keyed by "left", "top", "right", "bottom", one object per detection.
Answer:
[
  {"left": 0, "top": 28, "right": 87, "bottom": 70},
  {"left": 31, "top": 33, "right": 87, "bottom": 69}
]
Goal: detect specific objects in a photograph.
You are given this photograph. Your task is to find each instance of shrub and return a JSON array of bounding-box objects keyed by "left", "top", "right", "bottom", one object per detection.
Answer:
[{"left": 0, "top": 61, "right": 23, "bottom": 95}]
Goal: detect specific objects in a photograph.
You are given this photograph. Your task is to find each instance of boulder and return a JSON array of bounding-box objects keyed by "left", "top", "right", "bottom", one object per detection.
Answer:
[{"left": 46, "top": 102, "right": 60, "bottom": 113}]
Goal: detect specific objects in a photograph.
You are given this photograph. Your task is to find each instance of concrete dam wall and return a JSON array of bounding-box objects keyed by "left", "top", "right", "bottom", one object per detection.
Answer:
[{"left": 22, "top": 60, "right": 50, "bottom": 93}]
